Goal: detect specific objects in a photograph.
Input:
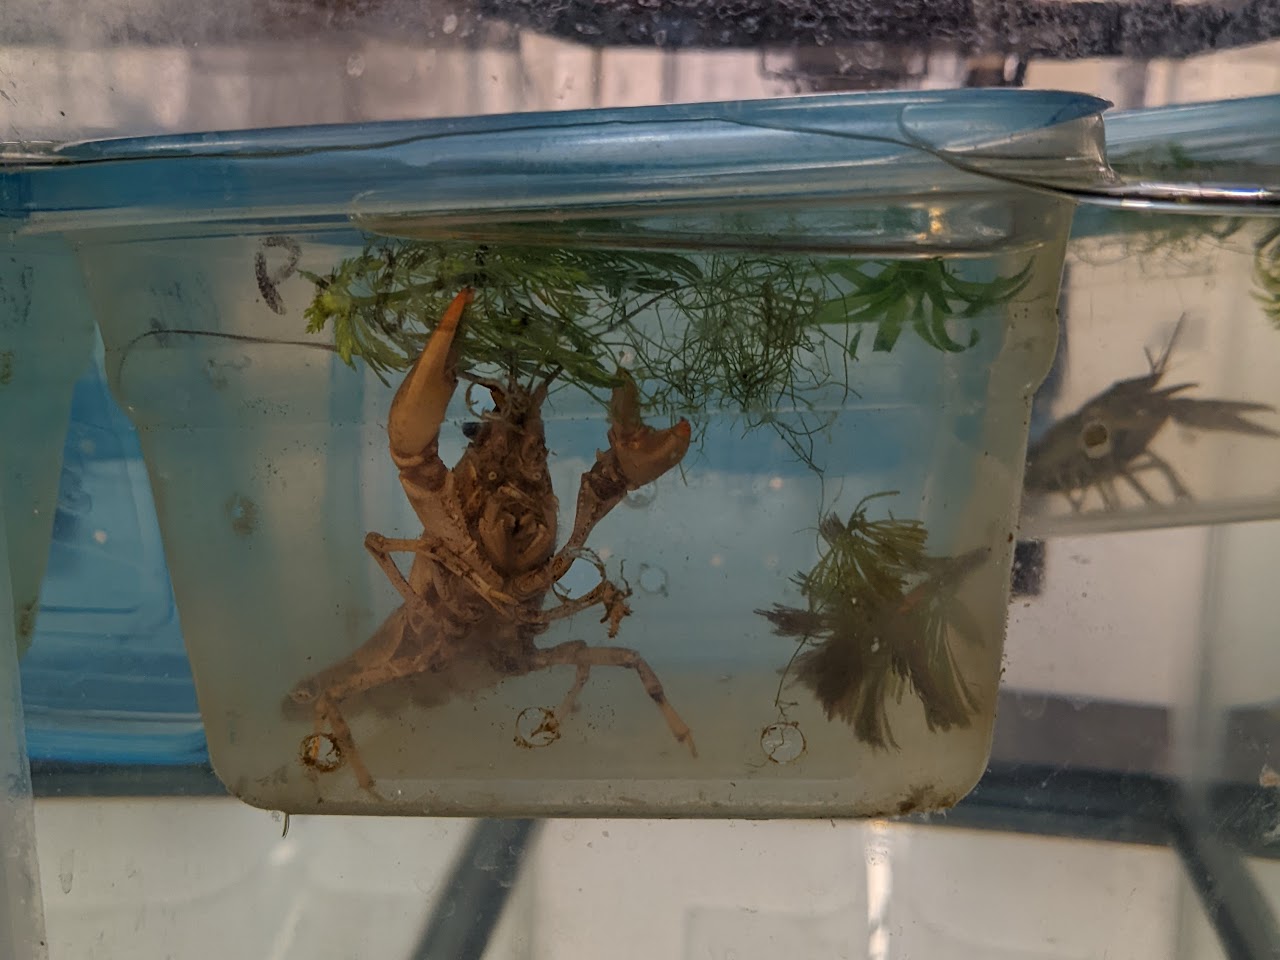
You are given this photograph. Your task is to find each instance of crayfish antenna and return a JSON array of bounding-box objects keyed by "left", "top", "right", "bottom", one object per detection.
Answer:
[{"left": 1147, "top": 312, "right": 1190, "bottom": 376}]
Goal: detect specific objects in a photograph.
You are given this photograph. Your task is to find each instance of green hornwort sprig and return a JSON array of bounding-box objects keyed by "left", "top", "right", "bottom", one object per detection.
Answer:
[
  {"left": 1254, "top": 222, "right": 1280, "bottom": 329},
  {"left": 303, "top": 237, "right": 1033, "bottom": 464},
  {"left": 795, "top": 491, "right": 929, "bottom": 610},
  {"left": 757, "top": 492, "right": 984, "bottom": 750},
  {"left": 812, "top": 258, "right": 1032, "bottom": 354},
  {"left": 1082, "top": 215, "right": 1280, "bottom": 328},
  {"left": 1076, "top": 211, "right": 1247, "bottom": 265}
]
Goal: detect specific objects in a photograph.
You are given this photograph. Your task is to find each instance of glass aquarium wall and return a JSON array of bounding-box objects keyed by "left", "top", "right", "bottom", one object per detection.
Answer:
[{"left": 1010, "top": 91, "right": 1280, "bottom": 960}]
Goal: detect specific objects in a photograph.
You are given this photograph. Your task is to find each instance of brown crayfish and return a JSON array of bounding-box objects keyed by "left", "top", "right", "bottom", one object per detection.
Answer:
[
  {"left": 1024, "top": 315, "right": 1278, "bottom": 511},
  {"left": 287, "top": 289, "right": 697, "bottom": 796}
]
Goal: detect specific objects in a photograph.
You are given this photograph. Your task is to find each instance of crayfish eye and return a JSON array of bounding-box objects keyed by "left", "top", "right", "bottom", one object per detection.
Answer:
[
  {"left": 461, "top": 421, "right": 481, "bottom": 440},
  {"left": 1080, "top": 419, "right": 1112, "bottom": 459}
]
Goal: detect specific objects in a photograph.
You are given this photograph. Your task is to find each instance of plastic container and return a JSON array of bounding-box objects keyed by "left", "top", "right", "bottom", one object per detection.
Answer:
[
  {"left": 19, "top": 335, "right": 205, "bottom": 766},
  {"left": 0, "top": 494, "right": 48, "bottom": 960},
  {"left": 0, "top": 232, "right": 96, "bottom": 658},
  {"left": 6, "top": 90, "right": 1108, "bottom": 817},
  {"left": 1021, "top": 95, "right": 1280, "bottom": 537}
]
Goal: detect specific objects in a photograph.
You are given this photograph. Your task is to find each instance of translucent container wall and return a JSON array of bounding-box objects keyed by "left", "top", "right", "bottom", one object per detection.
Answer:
[
  {"left": 0, "top": 498, "right": 48, "bottom": 960},
  {"left": 0, "top": 234, "right": 95, "bottom": 656},
  {"left": 7, "top": 89, "right": 1106, "bottom": 817}
]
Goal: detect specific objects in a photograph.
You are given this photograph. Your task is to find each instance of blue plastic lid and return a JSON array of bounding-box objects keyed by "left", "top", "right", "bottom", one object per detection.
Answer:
[
  {"left": 980, "top": 93, "right": 1280, "bottom": 211},
  {"left": 4, "top": 90, "right": 1111, "bottom": 232}
]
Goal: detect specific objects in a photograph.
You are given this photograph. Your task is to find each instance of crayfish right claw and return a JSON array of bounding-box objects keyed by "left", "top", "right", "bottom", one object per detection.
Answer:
[{"left": 605, "top": 369, "right": 691, "bottom": 488}]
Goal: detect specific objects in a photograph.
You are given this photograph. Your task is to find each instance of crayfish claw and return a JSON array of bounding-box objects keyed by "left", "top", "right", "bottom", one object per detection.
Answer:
[
  {"left": 606, "top": 369, "right": 692, "bottom": 488},
  {"left": 387, "top": 288, "right": 472, "bottom": 464}
]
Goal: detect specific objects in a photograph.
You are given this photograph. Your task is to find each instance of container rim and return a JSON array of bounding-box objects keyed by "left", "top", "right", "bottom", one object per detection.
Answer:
[
  {"left": 971, "top": 93, "right": 1280, "bottom": 213},
  {"left": 3, "top": 88, "right": 1113, "bottom": 234},
  {"left": 12, "top": 88, "right": 1111, "bottom": 165}
]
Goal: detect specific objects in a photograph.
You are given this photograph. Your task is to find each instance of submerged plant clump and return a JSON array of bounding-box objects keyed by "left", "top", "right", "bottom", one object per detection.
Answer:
[
  {"left": 303, "top": 237, "right": 1030, "bottom": 463},
  {"left": 757, "top": 493, "right": 987, "bottom": 749},
  {"left": 1254, "top": 222, "right": 1280, "bottom": 329},
  {"left": 809, "top": 258, "right": 1031, "bottom": 354},
  {"left": 1077, "top": 212, "right": 1246, "bottom": 264}
]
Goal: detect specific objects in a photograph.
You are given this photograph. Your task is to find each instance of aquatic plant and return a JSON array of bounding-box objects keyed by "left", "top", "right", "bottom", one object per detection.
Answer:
[
  {"left": 1254, "top": 222, "right": 1280, "bottom": 329},
  {"left": 757, "top": 493, "right": 985, "bottom": 749},
  {"left": 810, "top": 258, "right": 1031, "bottom": 353},
  {"left": 303, "top": 236, "right": 1032, "bottom": 463}
]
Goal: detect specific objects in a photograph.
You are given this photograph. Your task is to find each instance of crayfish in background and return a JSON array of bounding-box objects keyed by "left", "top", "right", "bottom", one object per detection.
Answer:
[
  {"left": 287, "top": 289, "right": 697, "bottom": 797},
  {"left": 1024, "top": 314, "right": 1279, "bottom": 512}
]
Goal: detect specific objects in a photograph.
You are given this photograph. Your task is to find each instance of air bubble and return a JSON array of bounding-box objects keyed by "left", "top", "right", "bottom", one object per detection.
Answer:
[
  {"left": 299, "top": 733, "right": 342, "bottom": 772},
  {"left": 624, "top": 483, "right": 656, "bottom": 509},
  {"left": 637, "top": 563, "right": 668, "bottom": 596},
  {"left": 1081, "top": 419, "right": 1112, "bottom": 459},
  {"left": 515, "top": 706, "right": 560, "bottom": 748},
  {"left": 226, "top": 494, "right": 259, "bottom": 536},
  {"left": 854, "top": 45, "right": 886, "bottom": 69},
  {"left": 558, "top": 555, "right": 602, "bottom": 599},
  {"left": 442, "top": 13, "right": 459, "bottom": 33},
  {"left": 1018, "top": 695, "right": 1048, "bottom": 720},
  {"left": 761, "top": 721, "right": 806, "bottom": 764}
]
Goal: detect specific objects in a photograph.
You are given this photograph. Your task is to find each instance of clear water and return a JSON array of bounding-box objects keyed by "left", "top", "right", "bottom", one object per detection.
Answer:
[{"left": 72, "top": 223, "right": 1066, "bottom": 817}]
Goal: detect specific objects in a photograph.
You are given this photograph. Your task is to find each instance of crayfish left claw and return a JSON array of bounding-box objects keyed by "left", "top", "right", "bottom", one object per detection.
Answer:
[
  {"left": 387, "top": 288, "right": 472, "bottom": 465},
  {"left": 606, "top": 369, "right": 691, "bottom": 488}
]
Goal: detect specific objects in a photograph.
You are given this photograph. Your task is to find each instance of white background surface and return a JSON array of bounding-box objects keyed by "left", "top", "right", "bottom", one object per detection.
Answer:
[{"left": 31, "top": 800, "right": 1220, "bottom": 960}]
